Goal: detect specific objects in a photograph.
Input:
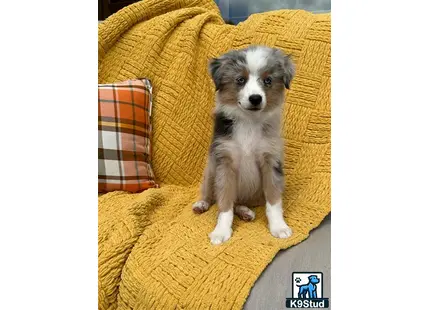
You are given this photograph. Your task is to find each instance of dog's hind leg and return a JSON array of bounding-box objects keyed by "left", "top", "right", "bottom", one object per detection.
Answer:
[
  {"left": 298, "top": 286, "right": 305, "bottom": 299},
  {"left": 234, "top": 205, "right": 255, "bottom": 221}
]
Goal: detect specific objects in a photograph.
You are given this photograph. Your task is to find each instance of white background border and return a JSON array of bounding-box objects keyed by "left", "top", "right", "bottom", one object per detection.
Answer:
[
  {"left": 0, "top": 1, "right": 97, "bottom": 309},
  {"left": 333, "top": 0, "right": 430, "bottom": 309},
  {"left": 0, "top": 0, "right": 429, "bottom": 309}
]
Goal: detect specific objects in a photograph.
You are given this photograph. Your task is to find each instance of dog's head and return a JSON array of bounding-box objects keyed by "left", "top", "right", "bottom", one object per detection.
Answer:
[
  {"left": 209, "top": 45, "right": 295, "bottom": 116},
  {"left": 308, "top": 275, "right": 320, "bottom": 284}
]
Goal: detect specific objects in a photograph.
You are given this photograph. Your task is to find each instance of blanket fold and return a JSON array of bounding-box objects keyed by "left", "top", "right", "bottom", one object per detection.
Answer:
[{"left": 99, "top": 0, "right": 330, "bottom": 309}]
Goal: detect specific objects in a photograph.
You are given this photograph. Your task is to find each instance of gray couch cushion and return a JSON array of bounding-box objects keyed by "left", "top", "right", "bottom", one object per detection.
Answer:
[{"left": 244, "top": 214, "right": 331, "bottom": 309}]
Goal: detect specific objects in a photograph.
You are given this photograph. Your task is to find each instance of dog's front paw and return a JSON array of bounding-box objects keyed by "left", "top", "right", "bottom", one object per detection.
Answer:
[
  {"left": 270, "top": 222, "right": 293, "bottom": 239},
  {"left": 209, "top": 227, "right": 232, "bottom": 245},
  {"left": 192, "top": 200, "right": 210, "bottom": 214}
]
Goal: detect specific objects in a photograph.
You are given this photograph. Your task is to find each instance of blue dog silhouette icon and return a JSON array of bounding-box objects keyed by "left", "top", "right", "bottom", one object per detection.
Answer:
[{"left": 296, "top": 275, "right": 320, "bottom": 298}]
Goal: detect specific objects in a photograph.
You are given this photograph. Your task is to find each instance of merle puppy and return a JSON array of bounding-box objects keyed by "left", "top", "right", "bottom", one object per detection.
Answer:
[{"left": 193, "top": 45, "right": 296, "bottom": 245}]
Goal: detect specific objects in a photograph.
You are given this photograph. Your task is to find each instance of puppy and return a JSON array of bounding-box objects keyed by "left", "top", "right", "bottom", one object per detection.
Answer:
[{"left": 192, "top": 45, "right": 295, "bottom": 245}]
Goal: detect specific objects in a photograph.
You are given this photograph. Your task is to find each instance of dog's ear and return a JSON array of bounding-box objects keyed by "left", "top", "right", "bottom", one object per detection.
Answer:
[
  {"left": 209, "top": 51, "right": 246, "bottom": 90},
  {"left": 209, "top": 58, "right": 223, "bottom": 91},
  {"left": 283, "top": 54, "right": 296, "bottom": 89}
]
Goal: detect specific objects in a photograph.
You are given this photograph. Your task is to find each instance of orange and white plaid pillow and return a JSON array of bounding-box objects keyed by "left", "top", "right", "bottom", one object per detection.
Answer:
[{"left": 98, "top": 78, "right": 158, "bottom": 193}]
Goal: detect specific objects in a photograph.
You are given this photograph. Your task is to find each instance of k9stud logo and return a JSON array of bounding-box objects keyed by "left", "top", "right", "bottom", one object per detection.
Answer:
[{"left": 286, "top": 272, "right": 329, "bottom": 308}]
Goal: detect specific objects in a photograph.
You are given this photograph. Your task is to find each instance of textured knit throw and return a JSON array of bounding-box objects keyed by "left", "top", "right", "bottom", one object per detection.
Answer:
[{"left": 98, "top": 0, "right": 331, "bottom": 309}]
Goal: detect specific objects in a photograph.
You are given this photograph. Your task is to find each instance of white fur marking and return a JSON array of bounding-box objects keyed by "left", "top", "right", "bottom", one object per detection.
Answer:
[
  {"left": 266, "top": 200, "right": 293, "bottom": 239},
  {"left": 209, "top": 209, "right": 233, "bottom": 245},
  {"left": 246, "top": 47, "right": 270, "bottom": 73},
  {"left": 239, "top": 74, "right": 266, "bottom": 109},
  {"left": 239, "top": 47, "right": 271, "bottom": 110},
  {"left": 234, "top": 120, "right": 262, "bottom": 155}
]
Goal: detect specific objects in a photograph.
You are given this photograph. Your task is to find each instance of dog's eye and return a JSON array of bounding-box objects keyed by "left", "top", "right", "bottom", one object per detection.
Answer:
[
  {"left": 263, "top": 77, "right": 272, "bottom": 86},
  {"left": 236, "top": 77, "right": 246, "bottom": 85}
]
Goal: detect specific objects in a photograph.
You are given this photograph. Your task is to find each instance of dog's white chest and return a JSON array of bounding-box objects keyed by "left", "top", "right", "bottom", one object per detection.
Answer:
[{"left": 233, "top": 122, "right": 262, "bottom": 155}]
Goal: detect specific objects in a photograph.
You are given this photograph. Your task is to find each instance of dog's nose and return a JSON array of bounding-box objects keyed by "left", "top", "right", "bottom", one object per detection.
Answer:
[{"left": 249, "top": 94, "right": 262, "bottom": 106}]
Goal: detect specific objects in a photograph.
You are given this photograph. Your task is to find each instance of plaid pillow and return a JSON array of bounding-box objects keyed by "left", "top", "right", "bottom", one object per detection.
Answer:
[{"left": 98, "top": 78, "right": 158, "bottom": 193}]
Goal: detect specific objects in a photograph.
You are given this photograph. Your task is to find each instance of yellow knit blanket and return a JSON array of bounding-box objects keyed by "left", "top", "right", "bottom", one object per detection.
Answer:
[{"left": 98, "top": 1, "right": 331, "bottom": 309}]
